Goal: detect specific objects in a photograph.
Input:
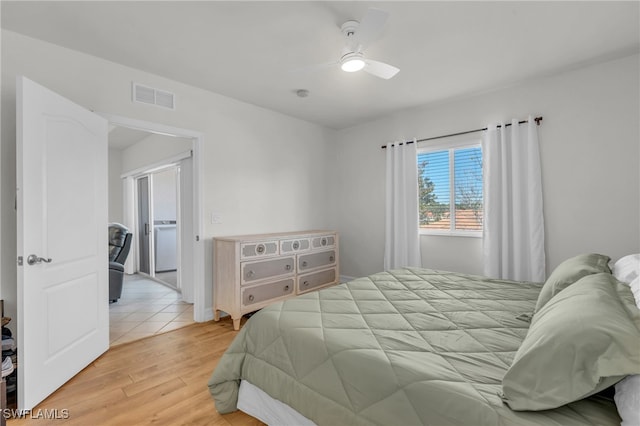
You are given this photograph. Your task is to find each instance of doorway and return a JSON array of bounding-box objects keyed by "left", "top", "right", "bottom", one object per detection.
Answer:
[
  {"left": 104, "top": 113, "right": 206, "bottom": 335},
  {"left": 108, "top": 126, "right": 196, "bottom": 345}
]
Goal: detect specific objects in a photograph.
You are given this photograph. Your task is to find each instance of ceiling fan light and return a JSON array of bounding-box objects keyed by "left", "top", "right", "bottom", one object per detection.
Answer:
[{"left": 341, "top": 57, "right": 366, "bottom": 72}]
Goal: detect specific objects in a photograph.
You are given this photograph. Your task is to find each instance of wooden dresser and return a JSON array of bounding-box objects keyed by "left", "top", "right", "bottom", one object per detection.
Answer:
[{"left": 213, "top": 230, "right": 339, "bottom": 330}]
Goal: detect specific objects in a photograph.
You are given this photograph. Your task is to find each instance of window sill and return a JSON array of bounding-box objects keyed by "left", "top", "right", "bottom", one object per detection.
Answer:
[{"left": 419, "top": 230, "right": 482, "bottom": 238}]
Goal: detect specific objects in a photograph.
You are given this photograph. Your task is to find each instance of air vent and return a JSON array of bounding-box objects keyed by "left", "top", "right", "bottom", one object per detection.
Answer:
[{"left": 132, "top": 83, "right": 175, "bottom": 110}]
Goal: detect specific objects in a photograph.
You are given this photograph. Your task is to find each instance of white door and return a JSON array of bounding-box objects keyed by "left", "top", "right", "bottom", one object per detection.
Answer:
[{"left": 16, "top": 76, "right": 109, "bottom": 410}]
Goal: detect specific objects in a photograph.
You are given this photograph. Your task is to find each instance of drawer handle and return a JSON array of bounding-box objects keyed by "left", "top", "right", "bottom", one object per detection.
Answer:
[
  {"left": 321, "top": 238, "right": 327, "bottom": 246},
  {"left": 246, "top": 270, "right": 255, "bottom": 278},
  {"left": 292, "top": 241, "right": 299, "bottom": 250},
  {"left": 256, "top": 244, "right": 265, "bottom": 254},
  {"left": 301, "top": 261, "right": 308, "bottom": 267},
  {"left": 285, "top": 264, "right": 292, "bottom": 271},
  {"left": 303, "top": 281, "right": 309, "bottom": 287},
  {"left": 284, "top": 285, "right": 290, "bottom": 292},
  {"left": 248, "top": 294, "right": 255, "bottom": 302},
  {"left": 329, "top": 255, "right": 335, "bottom": 262}
]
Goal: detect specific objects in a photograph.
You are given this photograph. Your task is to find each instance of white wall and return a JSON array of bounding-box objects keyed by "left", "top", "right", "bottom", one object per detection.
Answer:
[
  {"left": 120, "top": 133, "right": 192, "bottom": 175},
  {"left": 1, "top": 30, "right": 334, "bottom": 328},
  {"left": 153, "top": 168, "right": 177, "bottom": 222},
  {"left": 108, "top": 147, "right": 123, "bottom": 224},
  {"left": 332, "top": 53, "right": 640, "bottom": 278}
]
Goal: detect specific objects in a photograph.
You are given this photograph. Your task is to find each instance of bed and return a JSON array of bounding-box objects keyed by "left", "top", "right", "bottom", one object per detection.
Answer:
[{"left": 208, "top": 254, "right": 640, "bottom": 425}]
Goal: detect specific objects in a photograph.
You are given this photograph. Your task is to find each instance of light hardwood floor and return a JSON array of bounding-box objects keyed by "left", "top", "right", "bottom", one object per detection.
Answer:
[{"left": 7, "top": 318, "right": 265, "bottom": 426}]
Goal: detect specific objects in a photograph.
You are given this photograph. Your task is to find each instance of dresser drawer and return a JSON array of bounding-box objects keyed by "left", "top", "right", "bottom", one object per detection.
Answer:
[
  {"left": 298, "top": 249, "right": 336, "bottom": 272},
  {"left": 242, "top": 278, "right": 294, "bottom": 307},
  {"left": 241, "top": 256, "right": 295, "bottom": 284},
  {"left": 280, "top": 238, "right": 310, "bottom": 254},
  {"left": 241, "top": 241, "right": 279, "bottom": 259},
  {"left": 298, "top": 268, "right": 337, "bottom": 293},
  {"left": 311, "top": 234, "right": 336, "bottom": 249}
]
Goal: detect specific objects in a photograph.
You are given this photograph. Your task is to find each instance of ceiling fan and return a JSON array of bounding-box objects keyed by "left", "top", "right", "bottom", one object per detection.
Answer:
[{"left": 301, "top": 8, "right": 400, "bottom": 80}]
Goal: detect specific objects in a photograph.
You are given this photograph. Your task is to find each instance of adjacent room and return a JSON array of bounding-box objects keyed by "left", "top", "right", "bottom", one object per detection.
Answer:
[
  {"left": 0, "top": 1, "right": 638, "bottom": 425},
  {"left": 107, "top": 128, "right": 196, "bottom": 345}
]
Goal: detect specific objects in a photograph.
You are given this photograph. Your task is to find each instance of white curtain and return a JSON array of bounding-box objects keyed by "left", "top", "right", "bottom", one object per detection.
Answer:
[
  {"left": 482, "top": 116, "right": 545, "bottom": 282},
  {"left": 384, "top": 140, "right": 422, "bottom": 270}
]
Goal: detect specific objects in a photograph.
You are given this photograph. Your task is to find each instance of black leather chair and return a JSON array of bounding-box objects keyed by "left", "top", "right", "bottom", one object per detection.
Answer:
[{"left": 109, "top": 223, "right": 132, "bottom": 303}]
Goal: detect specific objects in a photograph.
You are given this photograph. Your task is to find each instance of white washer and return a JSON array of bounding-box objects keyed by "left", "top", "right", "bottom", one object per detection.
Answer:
[{"left": 154, "top": 223, "right": 177, "bottom": 272}]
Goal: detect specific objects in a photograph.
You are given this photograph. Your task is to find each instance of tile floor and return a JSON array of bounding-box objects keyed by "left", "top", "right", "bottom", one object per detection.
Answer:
[{"left": 109, "top": 274, "right": 194, "bottom": 346}]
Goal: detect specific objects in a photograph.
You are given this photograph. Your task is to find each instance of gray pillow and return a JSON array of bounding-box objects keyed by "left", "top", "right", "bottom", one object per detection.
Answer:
[
  {"left": 502, "top": 273, "right": 640, "bottom": 411},
  {"left": 534, "top": 253, "right": 610, "bottom": 312}
]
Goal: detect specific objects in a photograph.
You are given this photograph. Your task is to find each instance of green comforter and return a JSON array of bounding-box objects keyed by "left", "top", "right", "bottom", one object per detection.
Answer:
[{"left": 208, "top": 268, "right": 620, "bottom": 425}]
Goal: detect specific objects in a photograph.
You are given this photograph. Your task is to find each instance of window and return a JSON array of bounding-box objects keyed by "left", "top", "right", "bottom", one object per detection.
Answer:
[{"left": 417, "top": 141, "right": 483, "bottom": 235}]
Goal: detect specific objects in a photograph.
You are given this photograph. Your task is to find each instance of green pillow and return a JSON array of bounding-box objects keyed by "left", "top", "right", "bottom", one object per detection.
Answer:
[
  {"left": 502, "top": 273, "right": 640, "bottom": 411},
  {"left": 535, "top": 253, "right": 611, "bottom": 312}
]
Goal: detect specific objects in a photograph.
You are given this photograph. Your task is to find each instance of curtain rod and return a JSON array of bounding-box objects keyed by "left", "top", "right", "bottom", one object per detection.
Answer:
[{"left": 381, "top": 116, "right": 543, "bottom": 149}]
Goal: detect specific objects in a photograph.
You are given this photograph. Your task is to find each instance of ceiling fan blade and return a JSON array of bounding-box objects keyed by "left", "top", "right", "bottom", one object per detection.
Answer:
[
  {"left": 353, "top": 8, "right": 388, "bottom": 49},
  {"left": 363, "top": 59, "right": 399, "bottom": 79}
]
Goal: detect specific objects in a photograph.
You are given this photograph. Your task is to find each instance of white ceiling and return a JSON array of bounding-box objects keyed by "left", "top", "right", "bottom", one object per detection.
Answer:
[
  {"left": 2, "top": 1, "right": 638, "bottom": 129},
  {"left": 107, "top": 125, "right": 153, "bottom": 150}
]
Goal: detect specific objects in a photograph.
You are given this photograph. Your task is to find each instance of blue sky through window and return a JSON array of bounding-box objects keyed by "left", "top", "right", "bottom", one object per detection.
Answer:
[{"left": 418, "top": 146, "right": 482, "bottom": 206}]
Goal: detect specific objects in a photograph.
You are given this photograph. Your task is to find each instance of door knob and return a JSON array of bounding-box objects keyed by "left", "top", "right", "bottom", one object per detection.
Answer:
[{"left": 27, "top": 254, "right": 52, "bottom": 265}]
